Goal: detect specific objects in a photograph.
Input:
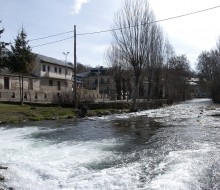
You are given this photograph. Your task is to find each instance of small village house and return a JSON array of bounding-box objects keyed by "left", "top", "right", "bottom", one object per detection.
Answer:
[{"left": 0, "top": 53, "right": 74, "bottom": 103}]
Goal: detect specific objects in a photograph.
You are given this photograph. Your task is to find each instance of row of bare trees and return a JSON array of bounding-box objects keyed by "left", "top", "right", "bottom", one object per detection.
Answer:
[
  {"left": 106, "top": 0, "right": 191, "bottom": 106},
  {"left": 197, "top": 38, "right": 220, "bottom": 103}
]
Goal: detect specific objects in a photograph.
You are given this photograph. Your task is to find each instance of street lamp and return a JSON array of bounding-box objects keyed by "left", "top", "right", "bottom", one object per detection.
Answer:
[{"left": 63, "top": 52, "right": 70, "bottom": 95}]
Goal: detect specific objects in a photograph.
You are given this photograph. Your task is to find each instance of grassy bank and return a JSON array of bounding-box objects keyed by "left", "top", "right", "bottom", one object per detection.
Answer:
[
  {"left": 0, "top": 103, "right": 76, "bottom": 124},
  {"left": 0, "top": 99, "right": 168, "bottom": 124},
  {"left": 0, "top": 103, "right": 128, "bottom": 125}
]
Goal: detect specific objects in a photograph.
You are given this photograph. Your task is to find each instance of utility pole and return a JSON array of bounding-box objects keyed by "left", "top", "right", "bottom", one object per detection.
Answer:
[{"left": 74, "top": 25, "right": 78, "bottom": 109}]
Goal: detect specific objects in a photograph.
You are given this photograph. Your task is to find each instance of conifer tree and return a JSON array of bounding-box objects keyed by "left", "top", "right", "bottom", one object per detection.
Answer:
[{"left": 7, "top": 27, "right": 35, "bottom": 105}]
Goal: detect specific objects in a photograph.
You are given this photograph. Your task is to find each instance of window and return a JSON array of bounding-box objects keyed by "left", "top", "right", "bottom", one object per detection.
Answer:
[
  {"left": 57, "top": 81, "right": 61, "bottom": 90},
  {"left": 95, "top": 79, "right": 98, "bottom": 84},
  {"left": 49, "top": 80, "right": 53, "bottom": 86},
  {"left": 54, "top": 67, "right": 57, "bottom": 73},
  {"left": 11, "top": 92, "right": 15, "bottom": 98},
  {"left": 44, "top": 94, "right": 47, "bottom": 99},
  {"left": 42, "top": 65, "right": 46, "bottom": 72},
  {"left": 35, "top": 93, "right": 38, "bottom": 100},
  {"left": 48, "top": 66, "right": 50, "bottom": 72},
  {"left": 24, "top": 93, "right": 27, "bottom": 100},
  {"left": 65, "top": 69, "right": 68, "bottom": 75},
  {"left": 107, "top": 78, "right": 110, "bottom": 84},
  {"left": 4, "top": 77, "right": 9, "bottom": 89},
  {"left": 59, "top": 68, "right": 62, "bottom": 74}
]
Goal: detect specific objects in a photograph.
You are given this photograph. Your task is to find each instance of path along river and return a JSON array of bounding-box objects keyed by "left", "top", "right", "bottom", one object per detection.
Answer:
[{"left": 0, "top": 99, "right": 220, "bottom": 190}]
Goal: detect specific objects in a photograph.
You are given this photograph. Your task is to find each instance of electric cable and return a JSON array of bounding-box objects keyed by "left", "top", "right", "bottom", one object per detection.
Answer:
[{"left": 31, "top": 5, "right": 220, "bottom": 48}]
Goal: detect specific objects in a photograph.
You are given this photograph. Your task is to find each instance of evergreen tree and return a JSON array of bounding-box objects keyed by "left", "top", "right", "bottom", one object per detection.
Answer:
[
  {"left": 0, "top": 20, "right": 5, "bottom": 68},
  {"left": 7, "top": 27, "right": 36, "bottom": 105}
]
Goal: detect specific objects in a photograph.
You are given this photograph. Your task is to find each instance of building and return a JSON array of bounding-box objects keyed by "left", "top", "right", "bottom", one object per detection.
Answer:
[
  {"left": 0, "top": 53, "right": 74, "bottom": 103},
  {"left": 78, "top": 67, "right": 116, "bottom": 100}
]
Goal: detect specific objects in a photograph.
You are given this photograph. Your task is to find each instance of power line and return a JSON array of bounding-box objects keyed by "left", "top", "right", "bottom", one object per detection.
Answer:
[
  {"left": 77, "top": 5, "right": 220, "bottom": 36},
  {"left": 29, "top": 30, "right": 74, "bottom": 42},
  {"left": 32, "top": 5, "right": 220, "bottom": 48},
  {"left": 32, "top": 36, "right": 74, "bottom": 48}
]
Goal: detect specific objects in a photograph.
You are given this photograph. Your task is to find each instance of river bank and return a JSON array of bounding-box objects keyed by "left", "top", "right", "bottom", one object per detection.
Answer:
[
  {"left": 0, "top": 99, "right": 169, "bottom": 125},
  {"left": 0, "top": 103, "right": 123, "bottom": 125}
]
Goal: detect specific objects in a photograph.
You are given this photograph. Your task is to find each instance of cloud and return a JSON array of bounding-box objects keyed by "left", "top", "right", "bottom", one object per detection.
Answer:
[{"left": 72, "top": 0, "right": 90, "bottom": 14}]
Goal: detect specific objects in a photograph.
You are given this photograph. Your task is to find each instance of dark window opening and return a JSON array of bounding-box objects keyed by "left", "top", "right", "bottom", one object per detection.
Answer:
[
  {"left": 48, "top": 66, "right": 50, "bottom": 72},
  {"left": 57, "top": 81, "right": 61, "bottom": 91},
  {"left": 11, "top": 92, "right": 15, "bottom": 98},
  {"left": 55, "top": 67, "right": 57, "bottom": 73},
  {"left": 42, "top": 65, "right": 46, "bottom": 72},
  {"left": 49, "top": 80, "right": 53, "bottom": 86},
  {"left": 24, "top": 93, "right": 27, "bottom": 100},
  {"left": 59, "top": 68, "right": 62, "bottom": 74},
  {"left": 4, "top": 77, "right": 9, "bottom": 89}
]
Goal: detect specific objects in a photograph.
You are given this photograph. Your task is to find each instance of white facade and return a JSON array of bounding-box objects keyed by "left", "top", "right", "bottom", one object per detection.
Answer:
[{"left": 0, "top": 54, "right": 74, "bottom": 103}]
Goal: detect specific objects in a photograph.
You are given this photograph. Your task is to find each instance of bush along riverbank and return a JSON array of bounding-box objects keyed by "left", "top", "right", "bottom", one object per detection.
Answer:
[{"left": 0, "top": 99, "right": 170, "bottom": 125}]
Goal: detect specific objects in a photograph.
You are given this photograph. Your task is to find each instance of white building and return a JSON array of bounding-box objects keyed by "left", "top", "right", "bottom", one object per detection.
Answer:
[{"left": 0, "top": 54, "right": 74, "bottom": 103}]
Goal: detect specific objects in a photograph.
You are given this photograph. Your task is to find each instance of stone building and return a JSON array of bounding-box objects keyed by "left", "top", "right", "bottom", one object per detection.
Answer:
[
  {"left": 0, "top": 54, "right": 74, "bottom": 103},
  {"left": 78, "top": 67, "right": 116, "bottom": 100}
]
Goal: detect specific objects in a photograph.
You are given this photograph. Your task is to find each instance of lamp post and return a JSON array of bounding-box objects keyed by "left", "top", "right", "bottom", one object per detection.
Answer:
[{"left": 63, "top": 52, "right": 70, "bottom": 96}]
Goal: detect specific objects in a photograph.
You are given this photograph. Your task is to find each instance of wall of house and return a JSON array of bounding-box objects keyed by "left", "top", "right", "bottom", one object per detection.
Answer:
[
  {"left": 33, "top": 58, "right": 73, "bottom": 80},
  {"left": 40, "top": 78, "right": 73, "bottom": 93},
  {"left": 83, "top": 75, "right": 116, "bottom": 97},
  {"left": 77, "top": 88, "right": 109, "bottom": 102},
  {"left": 0, "top": 75, "right": 73, "bottom": 103}
]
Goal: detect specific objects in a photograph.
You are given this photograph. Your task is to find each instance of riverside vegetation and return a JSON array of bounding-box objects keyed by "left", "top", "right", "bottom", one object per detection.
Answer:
[{"left": 0, "top": 103, "right": 129, "bottom": 125}]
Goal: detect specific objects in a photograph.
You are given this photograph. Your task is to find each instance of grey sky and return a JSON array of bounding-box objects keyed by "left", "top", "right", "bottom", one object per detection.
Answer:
[{"left": 1, "top": 0, "right": 220, "bottom": 69}]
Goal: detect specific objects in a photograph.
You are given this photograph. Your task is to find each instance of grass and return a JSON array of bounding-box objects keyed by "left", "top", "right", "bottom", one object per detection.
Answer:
[
  {"left": 0, "top": 103, "right": 129, "bottom": 125},
  {"left": 0, "top": 103, "right": 76, "bottom": 124}
]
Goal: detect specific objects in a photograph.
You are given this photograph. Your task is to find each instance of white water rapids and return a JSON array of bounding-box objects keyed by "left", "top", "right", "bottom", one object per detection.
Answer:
[{"left": 0, "top": 99, "right": 220, "bottom": 190}]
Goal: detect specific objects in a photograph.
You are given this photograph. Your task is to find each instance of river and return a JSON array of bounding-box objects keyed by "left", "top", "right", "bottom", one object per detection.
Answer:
[{"left": 0, "top": 99, "right": 220, "bottom": 190}]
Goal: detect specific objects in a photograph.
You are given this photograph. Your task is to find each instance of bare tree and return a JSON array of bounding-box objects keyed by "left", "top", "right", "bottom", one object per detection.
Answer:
[
  {"left": 106, "top": 44, "right": 128, "bottom": 100},
  {"left": 146, "top": 24, "right": 165, "bottom": 99},
  {"left": 112, "top": 0, "right": 155, "bottom": 106},
  {"left": 167, "top": 54, "right": 191, "bottom": 101},
  {"left": 163, "top": 39, "right": 175, "bottom": 98}
]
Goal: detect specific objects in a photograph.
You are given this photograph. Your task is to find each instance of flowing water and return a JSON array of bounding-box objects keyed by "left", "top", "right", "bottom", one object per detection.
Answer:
[{"left": 0, "top": 99, "right": 220, "bottom": 190}]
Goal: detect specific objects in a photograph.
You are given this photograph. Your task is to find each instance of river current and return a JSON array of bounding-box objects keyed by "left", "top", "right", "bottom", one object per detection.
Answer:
[{"left": 0, "top": 99, "right": 220, "bottom": 190}]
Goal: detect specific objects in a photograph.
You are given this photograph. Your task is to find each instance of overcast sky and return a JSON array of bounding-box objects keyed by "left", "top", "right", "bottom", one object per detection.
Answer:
[{"left": 1, "top": 0, "right": 220, "bottom": 69}]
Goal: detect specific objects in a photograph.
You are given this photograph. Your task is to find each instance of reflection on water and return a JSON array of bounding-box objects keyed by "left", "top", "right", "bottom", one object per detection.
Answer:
[{"left": 0, "top": 99, "right": 220, "bottom": 190}]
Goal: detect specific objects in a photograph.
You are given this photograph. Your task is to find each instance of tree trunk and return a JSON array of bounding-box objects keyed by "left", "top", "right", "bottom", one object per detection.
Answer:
[
  {"left": 21, "top": 74, "right": 24, "bottom": 105},
  {"left": 28, "top": 77, "right": 32, "bottom": 106},
  {"left": 19, "top": 74, "right": 22, "bottom": 103},
  {"left": 132, "top": 75, "right": 140, "bottom": 106}
]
